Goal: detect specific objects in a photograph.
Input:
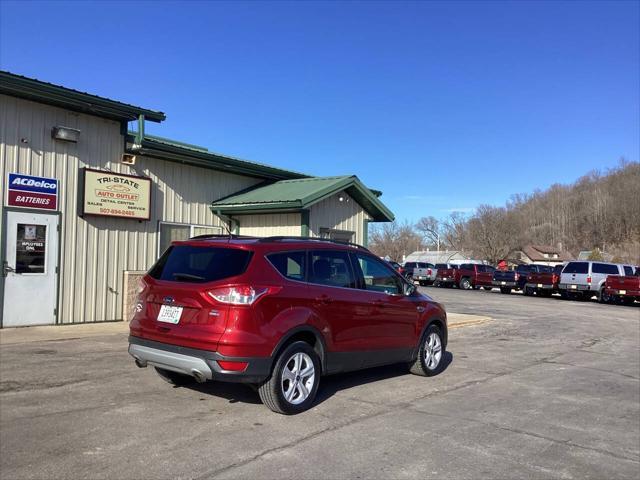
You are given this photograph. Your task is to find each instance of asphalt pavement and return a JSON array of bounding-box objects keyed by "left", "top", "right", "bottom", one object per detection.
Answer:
[{"left": 0, "top": 288, "right": 638, "bottom": 479}]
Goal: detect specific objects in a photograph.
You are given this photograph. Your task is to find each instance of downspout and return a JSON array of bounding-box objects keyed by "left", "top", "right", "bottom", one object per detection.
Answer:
[
  {"left": 135, "top": 114, "right": 145, "bottom": 145},
  {"left": 211, "top": 208, "right": 240, "bottom": 235}
]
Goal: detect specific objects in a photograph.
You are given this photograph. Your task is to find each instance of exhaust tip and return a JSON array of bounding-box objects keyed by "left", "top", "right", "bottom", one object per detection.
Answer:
[
  {"left": 191, "top": 369, "right": 206, "bottom": 383},
  {"left": 134, "top": 358, "right": 147, "bottom": 368}
]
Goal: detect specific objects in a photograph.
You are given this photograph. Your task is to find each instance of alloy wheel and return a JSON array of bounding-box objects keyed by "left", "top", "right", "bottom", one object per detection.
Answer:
[
  {"left": 424, "top": 332, "right": 442, "bottom": 370},
  {"left": 280, "top": 352, "right": 315, "bottom": 405}
]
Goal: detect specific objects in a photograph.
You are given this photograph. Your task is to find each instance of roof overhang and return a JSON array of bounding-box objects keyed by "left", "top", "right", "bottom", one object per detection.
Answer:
[
  {"left": 0, "top": 71, "right": 166, "bottom": 123},
  {"left": 130, "top": 136, "right": 309, "bottom": 181},
  {"left": 211, "top": 175, "right": 394, "bottom": 222}
]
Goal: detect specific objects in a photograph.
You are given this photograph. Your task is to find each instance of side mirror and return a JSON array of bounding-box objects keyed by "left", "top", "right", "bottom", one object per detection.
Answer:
[{"left": 404, "top": 282, "right": 416, "bottom": 296}]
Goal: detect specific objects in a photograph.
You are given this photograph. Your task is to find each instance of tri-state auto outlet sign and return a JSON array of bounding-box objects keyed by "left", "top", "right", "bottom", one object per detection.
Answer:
[
  {"left": 7, "top": 173, "right": 58, "bottom": 210},
  {"left": 83, "top": 168, "right": 151, "bottom": 220}
]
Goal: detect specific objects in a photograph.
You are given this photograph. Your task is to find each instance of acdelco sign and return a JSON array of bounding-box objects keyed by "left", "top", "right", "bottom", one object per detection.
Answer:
[{"left": 7, "top": 173, "right": 58, "bottom": 210}]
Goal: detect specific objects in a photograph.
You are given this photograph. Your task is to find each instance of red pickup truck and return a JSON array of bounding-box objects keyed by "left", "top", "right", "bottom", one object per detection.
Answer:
[
  {"left": 524, "top": 264, "right": 564, "bottom": 297},
  {"left": 604, "top": 271, "right": 639, "bottom": 305},
  {"left": 435, "top": 263, "right": 495, "bottom": 290}
]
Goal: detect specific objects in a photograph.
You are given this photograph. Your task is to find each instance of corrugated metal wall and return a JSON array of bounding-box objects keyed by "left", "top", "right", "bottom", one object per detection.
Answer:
[
  {"left": 309, "top": 191, "right": 371, "bottom": 244},
  {"left": 238, "top": 213, "right": 302, "bottom": 237},
  {"left": 0, "top": 94, "right": 261, "bottom": 323}
]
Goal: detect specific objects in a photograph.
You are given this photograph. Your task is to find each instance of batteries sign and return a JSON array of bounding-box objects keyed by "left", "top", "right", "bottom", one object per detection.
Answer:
[{"left": 7, "top": 173, "right": 58, "bottom": 210}]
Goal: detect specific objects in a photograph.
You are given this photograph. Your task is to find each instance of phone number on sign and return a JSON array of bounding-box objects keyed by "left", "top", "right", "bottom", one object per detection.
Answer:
[{"left": 99, "top": 207, "right": 137, "bottom": 217}]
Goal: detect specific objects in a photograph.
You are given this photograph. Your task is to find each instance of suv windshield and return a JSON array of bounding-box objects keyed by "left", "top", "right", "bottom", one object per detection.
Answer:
[{"left": 149, "top": 245, "right": 253, "bottom": 283}]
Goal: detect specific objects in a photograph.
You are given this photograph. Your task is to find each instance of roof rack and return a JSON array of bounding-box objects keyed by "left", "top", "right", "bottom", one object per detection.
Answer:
[
  {"left": 257, "top": 236, "right": 369, "bottom": 251},
  {"left": 189, "top": 234, "right": 257, "bottom": 240}
]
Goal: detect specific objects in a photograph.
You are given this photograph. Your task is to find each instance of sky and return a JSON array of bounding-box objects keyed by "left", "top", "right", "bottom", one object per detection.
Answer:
[{"left": 1, "top": 0, "right": 638, "bottom": 223}]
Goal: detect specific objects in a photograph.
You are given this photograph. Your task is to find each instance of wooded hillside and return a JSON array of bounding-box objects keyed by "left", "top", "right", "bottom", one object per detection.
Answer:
[{"left": 370, "top": 160, "right": 640, "bottom": 264}]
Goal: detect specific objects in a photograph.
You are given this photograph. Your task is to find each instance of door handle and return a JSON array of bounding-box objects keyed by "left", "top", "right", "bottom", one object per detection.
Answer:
[
  {"left": 314, "top": 295, "right": 333, "bottom": 305},
  {"left": 2, "top": 261, "right": 15, "bottom": 277}
]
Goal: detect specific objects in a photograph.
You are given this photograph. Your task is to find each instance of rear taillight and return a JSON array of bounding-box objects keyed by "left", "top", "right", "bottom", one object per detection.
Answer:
[
  {"left": 133, "top": 278, "right": 147, "bottom": 315},
  {"left": 427, "top": 268, "right": 432, "bottom": 275},
  {"left": 587, "top": 276, "right": 592, "bottom": 284},
  {"left": 514, "top": 273, "right": 519, "bottom": 281},
  {"left": 207, "top": 285, "right": 280, "bottom": 305},
  {"left": 217, "top": 360, "right": 248, "bottom": 372}
]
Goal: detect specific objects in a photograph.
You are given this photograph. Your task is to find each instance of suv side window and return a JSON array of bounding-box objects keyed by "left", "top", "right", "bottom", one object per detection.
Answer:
[
  {"left": 623, "top": 265, "right": 634, "bottom": 276},
  {"left": 353, "top": 253, "right": 403, "bottom": 295},
  {"left": 309, "top": 250, "right": 356, "bottom": 289},
  {"left": 267, "top": 251, "right": 306, "bottom": 281},
  {"left": 564, "top": 262, "right": 588, "bottom": 274},
  {"left": 592, "top": 263, "right": 619, "bottom": 275}
]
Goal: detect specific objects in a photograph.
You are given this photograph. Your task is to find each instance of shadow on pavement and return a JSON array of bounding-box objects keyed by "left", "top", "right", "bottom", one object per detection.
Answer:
[{"left": 180, "top": 351, "right": 454, "bottom": 408}]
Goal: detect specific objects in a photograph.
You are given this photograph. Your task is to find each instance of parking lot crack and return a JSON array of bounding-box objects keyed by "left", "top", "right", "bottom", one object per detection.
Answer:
[
  {"left": 197, "top": 407, "right": 393, "bottom": 479},
  {"left": 407, "top": 408, "right": 639, "bottom": 464}
]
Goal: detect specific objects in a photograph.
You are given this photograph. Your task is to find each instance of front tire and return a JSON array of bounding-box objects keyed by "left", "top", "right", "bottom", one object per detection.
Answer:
[
  {"left": 409, "top": 325, "right": 445, "bottom": 377},
  {"left": 258, "top": 341, "right": 320, "bottom": 415}
]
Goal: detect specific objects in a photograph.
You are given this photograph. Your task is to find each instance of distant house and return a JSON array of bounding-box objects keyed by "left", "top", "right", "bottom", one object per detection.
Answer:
[
  {"left": 519, "top": 245, "right": 573, "bottom": 266},
  {"left": 404, "top": 250, "right": 471, "bottom": 265},
  {"left": 577, "top": 250, "right": 614, "bottom": 262}
]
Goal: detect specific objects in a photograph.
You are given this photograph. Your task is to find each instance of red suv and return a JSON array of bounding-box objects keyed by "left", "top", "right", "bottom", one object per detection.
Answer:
[{"left": 128, "top": 236, "right": 448, "bottom": 414}]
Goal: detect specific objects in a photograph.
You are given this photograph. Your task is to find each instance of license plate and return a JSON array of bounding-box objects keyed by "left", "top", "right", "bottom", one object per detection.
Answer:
[
  {"left": 501, "top": 281, "right": 506, "bottom": 285},
  {"left": 619, "top": 290, "right": 626, "bottom": 295},
  {"left": 571, "top": 285, "right": 577, "bottom": 290},
  {"left": 537, "top": 283, "right": 543, "bottom": 288},
  {"left": 157, "top": 305, "right": 183, "bottom": 324}
]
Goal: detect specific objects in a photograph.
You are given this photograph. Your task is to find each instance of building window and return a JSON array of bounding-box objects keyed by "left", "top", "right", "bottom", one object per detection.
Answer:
[
  {"left": 158, "top": 222, "right": 223, "bottom": 256},
  {"left": 319, "top": 228, "right": 354, "bottom": 243}
]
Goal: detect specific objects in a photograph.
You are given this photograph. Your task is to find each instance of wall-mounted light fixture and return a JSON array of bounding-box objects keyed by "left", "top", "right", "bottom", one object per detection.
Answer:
[{"left": 52, "top": 126, "right": 80, "bottom": 143}]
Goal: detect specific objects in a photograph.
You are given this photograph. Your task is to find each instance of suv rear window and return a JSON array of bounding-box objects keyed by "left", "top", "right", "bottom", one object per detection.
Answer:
[
  {"left": 592, "top": 263, "right": 619, "bottom": 275},
  {"left": 623, "top": 265, "right": 634, "bottom": 276},
  {"left": 563, "top": 262, "right": 588, "bottom": 274},
  {"left": 554, "top": 264, "right": 564, "bottom": 274},
  {"left": 267, "top": 251, "right": 306, "bottom": 281},
  {"left": 149, "top": 246, "right": 253, "bottom": 283}
]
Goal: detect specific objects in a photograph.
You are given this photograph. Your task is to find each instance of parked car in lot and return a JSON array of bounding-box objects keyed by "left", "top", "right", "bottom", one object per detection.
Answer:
[
  {"left": 524, "top": 264, "right": 565, "bottom": 296},
  {"left": 411, "top": 263, "right": 437, "bottom": 285},
  {"left": 403, "top": 261, "right": 432, "bottom": 280},
  {"left": 434, "top": 263, "right": 458, "bottom": 287},
  {"left": 128, "top": 236, "right": 448, "bottom": 414},
  {"left": 436, "top": 263, "right": 495, "bottom": 290},
  {"left": 492, "top": 264, "right": 553, "bottom": 294},
  {"left": 604, "top": 268, "right": 639, "bottom": 305},
  {"left": 558, "top": 261, "right": 634, "bottom": 303}
]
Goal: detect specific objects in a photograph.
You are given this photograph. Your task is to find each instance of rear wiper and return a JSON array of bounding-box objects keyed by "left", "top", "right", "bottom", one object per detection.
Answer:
[{"left": 172, "top": 273, "right": 205, "bottom": 281}]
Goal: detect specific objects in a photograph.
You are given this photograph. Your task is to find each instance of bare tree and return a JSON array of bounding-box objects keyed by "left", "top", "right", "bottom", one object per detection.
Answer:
[
  {"left": 369, "top": 221, "right": 423, "bottom": 262},
  {"left": 415, "top": 216, "right": 441, "bottom": 250}
]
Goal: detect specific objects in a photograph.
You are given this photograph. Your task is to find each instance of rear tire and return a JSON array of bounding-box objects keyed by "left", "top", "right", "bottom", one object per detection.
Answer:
[
  {"left": 598, "top": 288, "right": 611, "bottom": 304},
  {"left": 459, "top": 277, "right": 472, "bottom": 290},
  {"left": 258, "top": 341, "right": 320, "bottom": 415},
  {"left": 500, "top": 287, "right": 512, "bottom": 294},
  {"left": 523, "top": 286, "right": 534, "bottom": 296},
  {"left": 409, "top": 324, "right": 445, "bottom": 377},
  {"left": 154, "top": 367, "right": 194, "bottom": 386}
]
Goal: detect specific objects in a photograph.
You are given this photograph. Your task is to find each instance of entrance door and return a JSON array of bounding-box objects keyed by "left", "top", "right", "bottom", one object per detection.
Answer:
[{"left": 2, "top": 211, "right": 59, "bottom": 327}]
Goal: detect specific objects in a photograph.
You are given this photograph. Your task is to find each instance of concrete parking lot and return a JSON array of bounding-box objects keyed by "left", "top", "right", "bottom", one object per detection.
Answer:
[{"left": 1, "top": 289, "right": 638, "bottom": 479}]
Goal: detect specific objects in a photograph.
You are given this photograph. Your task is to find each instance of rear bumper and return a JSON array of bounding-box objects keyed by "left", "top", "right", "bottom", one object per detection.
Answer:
[
  {"left": 128, "top": 336, "right": 272, "bottom": 384},
  {"left": 558, "top": 283, "right": 592, "bottom": 292},
  {"left": 605, "top": 287, "right": 640, "bottom": 297},
  {"left": 493, "top": 280, "right": 517, "bottom": 287},
  {"left": 526, "top": 282, "right": 554, "bottom": 290},
  {"left": 436, "top": 277, "right": 455, "bottom": 284}
]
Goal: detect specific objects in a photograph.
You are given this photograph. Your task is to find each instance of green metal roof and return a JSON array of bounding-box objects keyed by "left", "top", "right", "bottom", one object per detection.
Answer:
[
  {"left": 130, "top": 134, "right": 309, "bottom": 181},
  {"left": 0, "top": 71, "right": 166, "bottom": 122},
  {"left": 211, "top": 175, "right": 394, "bottom": 222}
]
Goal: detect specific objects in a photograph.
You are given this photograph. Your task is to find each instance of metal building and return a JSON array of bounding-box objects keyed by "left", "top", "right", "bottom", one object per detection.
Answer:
[{"left": 0, "top": 71, "right": 394, "bottom": 328}]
